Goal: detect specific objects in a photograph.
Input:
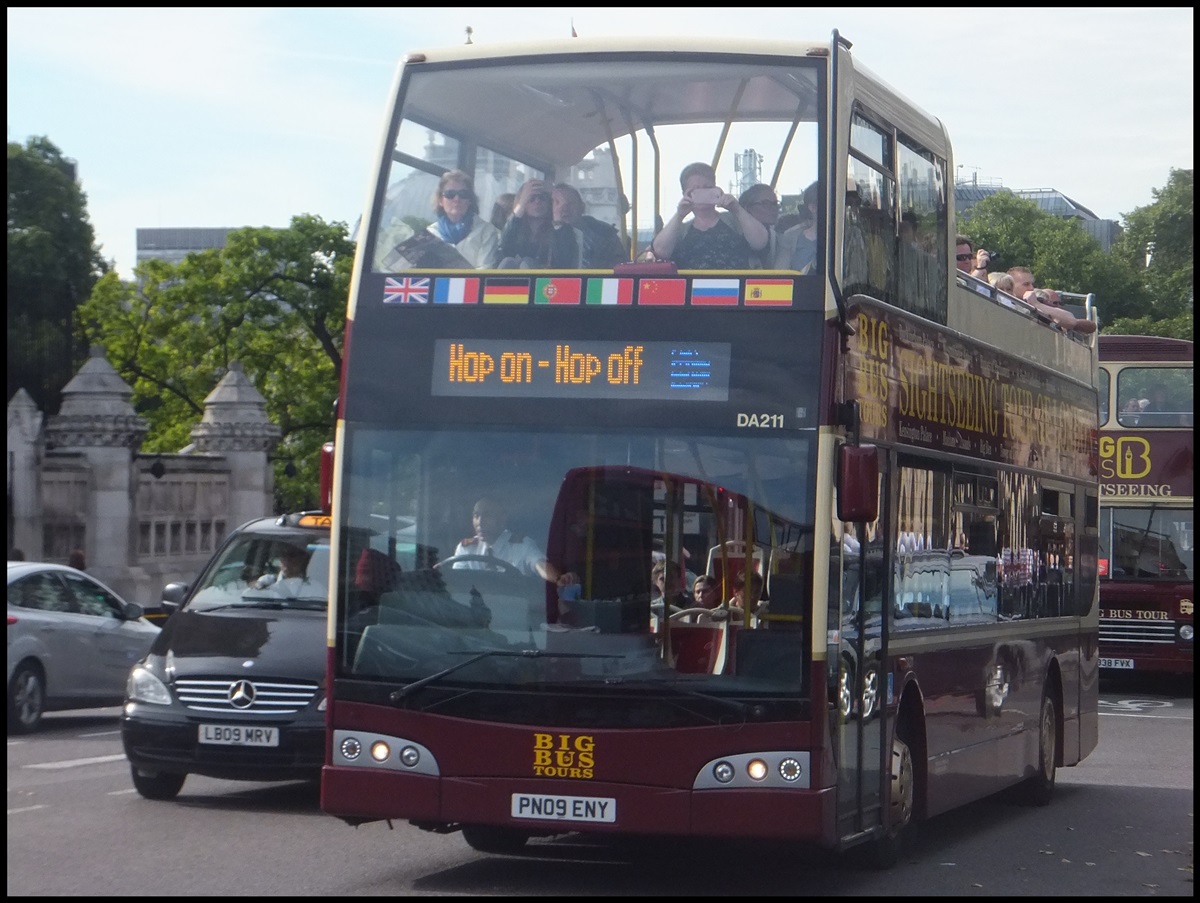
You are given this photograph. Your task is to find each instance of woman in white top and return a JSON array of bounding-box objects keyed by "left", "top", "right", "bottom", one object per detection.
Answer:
[{"left": 425, "top": 170, "right": 500, "bottom": 269}]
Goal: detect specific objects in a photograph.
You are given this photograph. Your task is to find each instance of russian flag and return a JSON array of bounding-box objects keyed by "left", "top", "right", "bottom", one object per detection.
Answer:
[{"left": 689, "top": 278, "right": 740, "bottom": 306}]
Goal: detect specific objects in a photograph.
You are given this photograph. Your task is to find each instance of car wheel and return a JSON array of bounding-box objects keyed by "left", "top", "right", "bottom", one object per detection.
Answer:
[
  {"left": 130, "top": 764, "right": 187, "bottom": 800},
  {"left": 860, "top": 663, "right": 880, "bottom": 721},
  {"left": 7, "top": 662, "right": 45, "bottom": 734},
  {"left": 461, "top": 824, "right": 529, "bottom": 855},
  {"left": 838, "top": 660, "right": 854, "bottom": 720}
]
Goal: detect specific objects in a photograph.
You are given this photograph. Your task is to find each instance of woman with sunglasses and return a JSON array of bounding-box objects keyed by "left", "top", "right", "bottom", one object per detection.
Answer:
[{"left": 426, "top": 170, "right": 500, "bottom": 268}]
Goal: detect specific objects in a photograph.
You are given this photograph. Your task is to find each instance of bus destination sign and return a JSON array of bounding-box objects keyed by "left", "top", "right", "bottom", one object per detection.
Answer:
[{"left": 432, "top": 339, "right": 732, "bottom": 401}]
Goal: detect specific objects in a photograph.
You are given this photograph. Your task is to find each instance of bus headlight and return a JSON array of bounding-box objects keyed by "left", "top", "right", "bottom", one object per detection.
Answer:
[
  {"left": 340, "top": 737, "right": 362, "bottom": 760},
  {"left": 747, "top": 758, "right": 769, "bottom": 781},
  {"left": 712, "top": 761, "right": 735, "bottom": 783},
  {"left": 370, "top": 740, "right": 391, "bottom": 762},
  {"left": 1180, "top": 624, "right": 1193, "bottom": 642}
]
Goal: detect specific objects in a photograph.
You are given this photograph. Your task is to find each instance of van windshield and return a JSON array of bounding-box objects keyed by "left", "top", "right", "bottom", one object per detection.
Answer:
[{"left": 188, "top": 534, "right": 330, "bottom": 610}]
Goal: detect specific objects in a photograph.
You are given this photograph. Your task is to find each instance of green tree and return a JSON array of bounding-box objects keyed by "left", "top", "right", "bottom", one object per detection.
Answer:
[
  {"left": 7, "top": 136, "right": 108, "bottom": 411},
  {"left": 959, "top": 191, "right": 1149, "bottom": 323},
  {"left": 77, "top": 215, "right": 352, "bottom": 512},
  {"left": 1107, "top": 168, "right": 1193, "bottom": 339}
]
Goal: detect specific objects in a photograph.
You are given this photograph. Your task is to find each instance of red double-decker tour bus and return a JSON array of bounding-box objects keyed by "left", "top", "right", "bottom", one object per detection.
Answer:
[
  {"left": 1097, "top": 335, "right": 1194, "bottom": 676},
  {"left": 320, "top": 33, "right": 1100, "bottom": 864}
]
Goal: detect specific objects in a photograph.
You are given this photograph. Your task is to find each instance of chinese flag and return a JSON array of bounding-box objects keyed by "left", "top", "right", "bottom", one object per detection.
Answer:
[{"left": 637, "top": 278, "right": 687, "bottom": 305}]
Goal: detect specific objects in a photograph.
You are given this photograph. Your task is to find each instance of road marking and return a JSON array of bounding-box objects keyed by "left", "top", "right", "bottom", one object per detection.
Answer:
[
  {"left": 80, "top": 729, "right": 121, "bottom": 738},
  {"left": 7, "top": 805, "right": 48, "bottom": 815},
  {"left": 1100, "top": 712, "right": 1191, "bottom": 720},
  {"left": 107, "top": 788, "right": 138, "bottom": 796},
  {"left": 25, "top": 754, "right": 127, "bottom": 770}
]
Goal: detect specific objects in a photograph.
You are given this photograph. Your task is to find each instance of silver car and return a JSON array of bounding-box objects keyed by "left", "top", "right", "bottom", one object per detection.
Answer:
[{"left": 7, "top": 561, "right": 159, "bottom": 733}]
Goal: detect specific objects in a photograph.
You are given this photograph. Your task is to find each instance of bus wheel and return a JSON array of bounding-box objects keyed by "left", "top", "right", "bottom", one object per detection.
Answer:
[
  {"left": 461, "top": 824, "right": 529, "bottom": 855},
  {"left": 871, "top": 735, "right": 915, "bottom": 869},
  {"left": 130, "top": 765, "right": 186, "bottom": 800},
  {"left": 1019, "top": 693, "right": 1057, "bottom": 807}
]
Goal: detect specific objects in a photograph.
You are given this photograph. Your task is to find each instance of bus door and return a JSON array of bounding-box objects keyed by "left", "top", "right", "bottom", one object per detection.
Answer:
[{"left": 833, "top": 449, "right": 890, "bottom": 843}]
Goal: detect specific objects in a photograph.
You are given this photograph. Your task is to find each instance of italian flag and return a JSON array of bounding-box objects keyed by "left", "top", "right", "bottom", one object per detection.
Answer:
[{"left": 586, "top": 277, "right": 634, "bottom": 305}]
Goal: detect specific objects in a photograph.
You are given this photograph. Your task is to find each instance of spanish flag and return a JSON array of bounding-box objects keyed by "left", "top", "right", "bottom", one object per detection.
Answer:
[
  {"left": 483, "top": 277, "right": 531, "bottom": 305},
  {"left": 743, "top": 278, "right": 793, "bottom": 307}
]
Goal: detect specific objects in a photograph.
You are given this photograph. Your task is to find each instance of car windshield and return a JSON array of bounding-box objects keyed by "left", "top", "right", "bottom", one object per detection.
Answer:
[{"left": 187, "top": 534, "right": 330, "bottom": 610}]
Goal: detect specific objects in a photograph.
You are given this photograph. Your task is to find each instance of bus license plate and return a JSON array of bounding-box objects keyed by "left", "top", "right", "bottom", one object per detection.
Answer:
[
  {"left": 1099, "top": 657, "right": 1135, "bottom": 670},
  {"left": 511, "top": 793, "right": 616, "bottom": 823},
  {"left": 199, "top": 724, "right": 279, "bottom": 746}
]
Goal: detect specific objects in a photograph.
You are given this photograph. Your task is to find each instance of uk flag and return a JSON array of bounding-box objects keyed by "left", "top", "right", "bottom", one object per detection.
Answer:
[{"left": 383, "top": 276, "right": 430, "bottom": 304}]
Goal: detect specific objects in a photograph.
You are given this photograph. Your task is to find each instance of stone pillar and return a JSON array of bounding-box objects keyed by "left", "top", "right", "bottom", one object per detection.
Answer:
[
  {"left": 44, "top": 346, "right": 148, "bottom": 590},
  {"left": 7, "top": 389, "right": 44, "bottom": 558},
  {"left": 190, "top": 362, "right": 281, "bottom": 528}
]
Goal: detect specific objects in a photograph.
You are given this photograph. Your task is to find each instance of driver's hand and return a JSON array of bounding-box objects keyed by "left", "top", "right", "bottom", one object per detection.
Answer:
[{"left": 556, "top": 571, "right": 580, "bottom": 587}]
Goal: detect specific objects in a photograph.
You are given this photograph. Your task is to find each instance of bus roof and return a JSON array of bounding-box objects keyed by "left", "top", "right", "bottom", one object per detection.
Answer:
[
  {"left": 394, "top": 36, "right": 946, "bottom": 170},
  {"left": 400, "top": 36, "right": 831, "bottom": 66},
  {"left": 1098, "top": 335, "right": 1194, "bottom": 362}
]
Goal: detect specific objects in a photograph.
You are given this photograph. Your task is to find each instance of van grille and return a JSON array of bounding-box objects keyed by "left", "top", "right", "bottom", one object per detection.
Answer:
[{"left": 173, "top": 678, "right": 320, "bottom": 714}]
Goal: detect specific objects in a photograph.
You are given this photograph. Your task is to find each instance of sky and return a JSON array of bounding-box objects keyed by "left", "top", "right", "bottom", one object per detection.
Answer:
[{"left": 7, "top": 7, "right": 1194, "bottom": 280}]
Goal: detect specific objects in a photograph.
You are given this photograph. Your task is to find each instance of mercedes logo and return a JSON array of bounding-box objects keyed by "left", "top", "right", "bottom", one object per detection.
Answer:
[{"left": 228, "top": 679, "right": 257, "bottom": 709}]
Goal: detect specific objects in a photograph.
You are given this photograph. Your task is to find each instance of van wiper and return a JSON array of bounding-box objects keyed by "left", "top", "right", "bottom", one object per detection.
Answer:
[{"left": 390, "top": 648, "right": 622, "bottom": 702}]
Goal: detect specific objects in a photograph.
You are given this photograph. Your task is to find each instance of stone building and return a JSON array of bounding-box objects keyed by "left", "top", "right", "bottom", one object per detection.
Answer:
[{"left": 7, "top": 347, "right": 280, "bottom": 607}]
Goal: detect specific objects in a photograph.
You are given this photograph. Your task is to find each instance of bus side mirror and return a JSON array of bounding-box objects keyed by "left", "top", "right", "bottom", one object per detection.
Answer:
[{"left": 837, "top": 444, "right": 879, "bottom": 523}]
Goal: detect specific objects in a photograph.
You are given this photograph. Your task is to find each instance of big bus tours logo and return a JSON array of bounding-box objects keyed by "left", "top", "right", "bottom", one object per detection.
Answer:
[{"left": 532, "top": 733, "right": 595, "bottom": 779}]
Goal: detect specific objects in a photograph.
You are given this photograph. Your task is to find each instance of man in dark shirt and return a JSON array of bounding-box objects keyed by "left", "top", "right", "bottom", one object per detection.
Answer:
[{"left": 552, "top": 183, "right": 627, "bottom": 268}]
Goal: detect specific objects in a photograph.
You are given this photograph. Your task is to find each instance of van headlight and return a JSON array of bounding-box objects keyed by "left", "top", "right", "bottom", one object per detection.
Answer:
[{"left": 127, "top": 666, "right": 172, "bottom": 705}]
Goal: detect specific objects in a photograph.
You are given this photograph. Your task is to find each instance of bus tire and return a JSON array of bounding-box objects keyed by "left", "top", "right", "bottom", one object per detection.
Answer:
[
  {"left": 1018, "top": 692, "right": 1057, "bottom": 807},
  {"left": 461, "top": 824, "right": 529, "bottom": 855},
  {"left": 870, "top": 733, "right": 916, "bottom": 869},
  {"left": 130, "top": 765, "right": 186, "bottom": 800}
]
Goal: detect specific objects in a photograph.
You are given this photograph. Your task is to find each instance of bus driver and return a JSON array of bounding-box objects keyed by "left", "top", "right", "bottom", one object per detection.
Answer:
[{"left": 452, "top": 497, "right": 578, "bottom": 588}]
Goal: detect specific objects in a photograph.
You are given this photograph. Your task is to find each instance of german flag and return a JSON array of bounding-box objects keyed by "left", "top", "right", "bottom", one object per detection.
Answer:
[{"left": 483, "top": 277, "right": 531, "bottom": 305}]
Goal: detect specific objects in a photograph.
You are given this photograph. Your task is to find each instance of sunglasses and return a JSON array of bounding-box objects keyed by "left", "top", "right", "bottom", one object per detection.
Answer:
[
  {"left": 956, "top": 253, "right": 974, "bottom": 261},
  {"left": 441, "top": 189, "right": 472, "bottom": 200}
]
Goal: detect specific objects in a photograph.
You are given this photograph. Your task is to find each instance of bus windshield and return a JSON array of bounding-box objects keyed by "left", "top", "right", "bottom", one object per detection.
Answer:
[
  {"left": 338, "top": 426, "right": 815, "bottom": 704},
  {"left": 369, "top": 49, "right": 822, "bottom": 271}
]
